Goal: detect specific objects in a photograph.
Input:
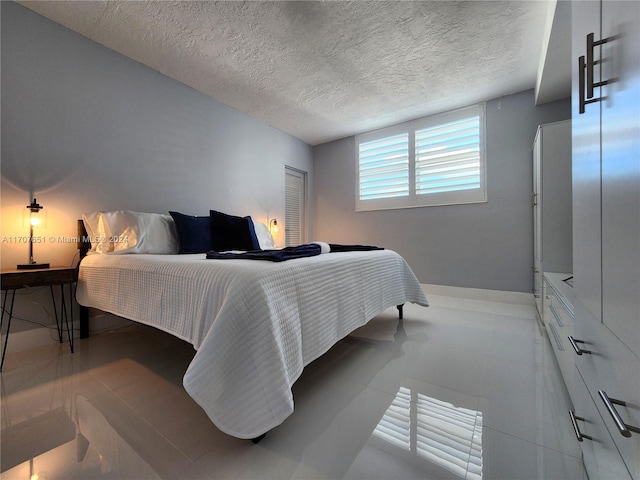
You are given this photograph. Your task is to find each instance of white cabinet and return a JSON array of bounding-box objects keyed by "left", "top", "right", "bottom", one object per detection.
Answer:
[
  {"left": 600, "top": 0, "right": 640, "bottom": 364},
  {"left": 573, "top": 301, "right": 639, "bottom": 478},
  {"left": 572, "top": 368, "right": 632, "bottom": 480},
  {"left": 541, "top": 274, "right": 635, "bottom": 479},
  {"left": 571, "top": 1, "right": 640, "bottom": 478},
  {"left": 543, "top": 273, "right": 576, "bottom": 396},
  {"left": 533, "top": 121, "right": 572, "bottom": 318},
  {"left": 572, "top": 1, "right": 603, "bottom": 323}
]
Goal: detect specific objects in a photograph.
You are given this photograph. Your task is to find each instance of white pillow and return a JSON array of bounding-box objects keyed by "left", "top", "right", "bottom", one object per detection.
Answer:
[
  {"left": 82, "top": 211, "right": 112, "bottom": 253},
  {"left": 97, "top": 210, "right": 179, "bottom": 254},
  {"left": 253, "top": 221, "right": 277, "bottom": 249},
  {"left": 311, "top": 241, "right": 330, "bottom": 254}
]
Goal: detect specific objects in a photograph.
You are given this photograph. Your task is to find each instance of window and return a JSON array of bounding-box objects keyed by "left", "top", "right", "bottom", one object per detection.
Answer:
[{"left": 356, "top": 104, "right": 486, "bottom": 211}]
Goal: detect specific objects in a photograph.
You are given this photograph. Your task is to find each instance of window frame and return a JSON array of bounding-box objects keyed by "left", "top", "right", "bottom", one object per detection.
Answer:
[{"left": 355, "top": 103, "right": 487, "bottom": 212}]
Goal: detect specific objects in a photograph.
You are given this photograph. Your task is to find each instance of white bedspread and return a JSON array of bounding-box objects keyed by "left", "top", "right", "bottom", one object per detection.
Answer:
[{"left": 76, "top": 250, "right": 428, "bottom": 439}]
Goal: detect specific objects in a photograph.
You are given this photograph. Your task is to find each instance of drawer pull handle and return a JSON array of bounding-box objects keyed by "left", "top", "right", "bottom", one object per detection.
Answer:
[
  {"left": 586, "top": 33, "right": 610, "bottom": 98},
  {"left": 598, "top": 390, "right": 640, "bottom": 438},
  {"left": 569, "top": 410, "right": 592, "bottom": 442},
  {"left": 579, "top": 55, "right": 587, "bottom": 114},
  {"left": 578, "top": 55, "right": 602, "bottom": 114},
  {"left": 568, "top": 336, "right": 591, "bottom": 355}
]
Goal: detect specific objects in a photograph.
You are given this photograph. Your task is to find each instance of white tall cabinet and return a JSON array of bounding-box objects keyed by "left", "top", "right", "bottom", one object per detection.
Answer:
[
  {"left": 570, "top": 1, "right": 640, "bottom": 478},
  {"left": 532, "top": 120, "right": 572, "bottom": 317}
]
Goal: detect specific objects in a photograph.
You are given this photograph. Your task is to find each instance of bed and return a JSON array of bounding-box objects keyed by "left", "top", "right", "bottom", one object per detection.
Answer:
[{"left": 75, "top": 210, "right": 428, "bottom": 440}]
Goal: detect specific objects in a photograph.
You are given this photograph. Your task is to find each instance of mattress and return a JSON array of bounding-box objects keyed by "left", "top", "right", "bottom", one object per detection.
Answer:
[{"left": 76, "top": 249, "right": 428, "bottom": 439}]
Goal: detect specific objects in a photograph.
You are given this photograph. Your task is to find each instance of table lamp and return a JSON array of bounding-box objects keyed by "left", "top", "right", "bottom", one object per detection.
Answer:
[{"left": 17, "top": 198, "right": 50, "bottom": 270}]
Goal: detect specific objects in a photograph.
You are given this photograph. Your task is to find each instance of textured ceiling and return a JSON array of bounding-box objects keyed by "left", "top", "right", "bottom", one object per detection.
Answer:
[{"left": 19, "top": 1, "right": 554, "bottom": 145}]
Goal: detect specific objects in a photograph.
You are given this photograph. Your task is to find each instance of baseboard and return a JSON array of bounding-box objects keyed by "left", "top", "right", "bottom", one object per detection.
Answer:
[{"left": 421, "top": 283, "right": 536, "bottom": 307}]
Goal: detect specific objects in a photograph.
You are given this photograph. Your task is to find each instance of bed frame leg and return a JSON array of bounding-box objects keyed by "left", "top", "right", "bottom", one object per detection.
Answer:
[
  {"left": 79, "top": 305, "right": 89, "bottom": 339},
  {"left": 397, "top": 304, "right": 404, "bottom": 319},
  {"left": 252, "top": 434, "right": 266, "bottom": 444}
]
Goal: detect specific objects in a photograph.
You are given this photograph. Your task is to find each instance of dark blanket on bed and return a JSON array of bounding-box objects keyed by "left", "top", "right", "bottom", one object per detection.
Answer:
[
  {"left": 206, "top": 243, "right": 384, "bottom": 262},
  {"left": 206, "top": 244, "right": 322, "bottom": 262},
  {"left": 328, "top": 244, "right": 384, "bottom": 252}
]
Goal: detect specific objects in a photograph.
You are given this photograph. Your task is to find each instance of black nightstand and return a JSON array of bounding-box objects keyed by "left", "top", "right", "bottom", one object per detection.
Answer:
[{"left": 1, "top": 266, "right": 77, "bottom": 371}]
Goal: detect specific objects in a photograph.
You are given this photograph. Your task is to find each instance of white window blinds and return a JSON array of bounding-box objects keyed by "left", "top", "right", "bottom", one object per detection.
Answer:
[
  {"left": 415, "top": 116, "right": 481, "bottom": 195},
  {"left": 285, "top": 168, "right": 306, "bottom": 246},
  {"left": 356, "top": 104, "right": 486, "bottom": 211},
  {"left": 359, "top": 133, "right": 409, "bottom": 201}
]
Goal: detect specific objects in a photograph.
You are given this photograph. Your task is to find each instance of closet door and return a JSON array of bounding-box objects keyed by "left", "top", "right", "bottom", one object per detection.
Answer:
[
  {"left": 285, "top": 167, "right": 307, "bottom": 246},
  {"left": 572, "top": 0, "right": 602, "bottom": 322},
  {"left": 600, "top": 0, "right": 640, "bottom": 359},
  {"left": 599, "top": 5, "right": 640, "bottom": 475},
  {"left": 572, "top": 3, "right": 640, "bottom": 477},
  {"left": 533, "top": 129, "right": 543, "bottom": 312}
]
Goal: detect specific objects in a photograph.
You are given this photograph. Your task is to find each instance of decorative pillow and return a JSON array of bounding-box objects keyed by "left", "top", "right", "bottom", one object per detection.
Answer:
[
  {"left": 253, "top": 221, "right": 277, "bottom": 249},
  {"left": 209, "top": 210, "right": 261, "bottom": 251},
  {"left": 100, "top": 210, "right": 178, "bottom": 254},
  {"left": 169, "top": 211, "right": 212, "bottom": 254}
]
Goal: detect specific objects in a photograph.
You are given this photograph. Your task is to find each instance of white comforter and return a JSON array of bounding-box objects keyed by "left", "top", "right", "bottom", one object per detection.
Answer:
[{"left": 76, "top": 250, "right": 428, "bottom": 439}]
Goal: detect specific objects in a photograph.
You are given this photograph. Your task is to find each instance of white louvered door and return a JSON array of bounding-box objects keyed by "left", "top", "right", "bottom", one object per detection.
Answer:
[{"left": 285, "top": 167, "right": 306, "bottom": 246}]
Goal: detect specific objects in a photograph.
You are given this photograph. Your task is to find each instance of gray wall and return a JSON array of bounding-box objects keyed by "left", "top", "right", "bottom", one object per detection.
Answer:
[
  {"left": 1, "top": 2, "right": 313, "bottom": 334},
  {"left": 1, "top": 1, "right": 313, "bottom": 266},
  {"left": 313, "top": 90, "right": 570, "bottom": 293}
]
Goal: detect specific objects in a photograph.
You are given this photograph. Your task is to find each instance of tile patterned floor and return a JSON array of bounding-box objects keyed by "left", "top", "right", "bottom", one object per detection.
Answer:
[{"left": 0, "top": 294, "right": 586, "bottom": 479}]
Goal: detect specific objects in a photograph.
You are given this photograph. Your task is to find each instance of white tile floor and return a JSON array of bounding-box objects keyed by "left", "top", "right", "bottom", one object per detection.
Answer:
[{"left": 0, "top": 294, "right": 586, "bottom": 480}]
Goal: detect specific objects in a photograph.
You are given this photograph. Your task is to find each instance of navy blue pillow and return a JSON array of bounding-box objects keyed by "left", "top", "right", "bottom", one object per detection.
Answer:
[
  {"left": 169, "top": 211, "right": 211, "bottom": 254},
  {"left": 210, "top": 210, "right": 261, "bottom": 251}
]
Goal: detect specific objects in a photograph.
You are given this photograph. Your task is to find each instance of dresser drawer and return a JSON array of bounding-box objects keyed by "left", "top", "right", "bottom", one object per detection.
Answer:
[
  {"left": 573, "top": 300, "right": 640, "bottom": 478},
  {"left": 572, "top": 368, "right": 632, "bottom": 479},
  {"left": 544, "top": 275, "right": 577, "bottom": 397}
]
